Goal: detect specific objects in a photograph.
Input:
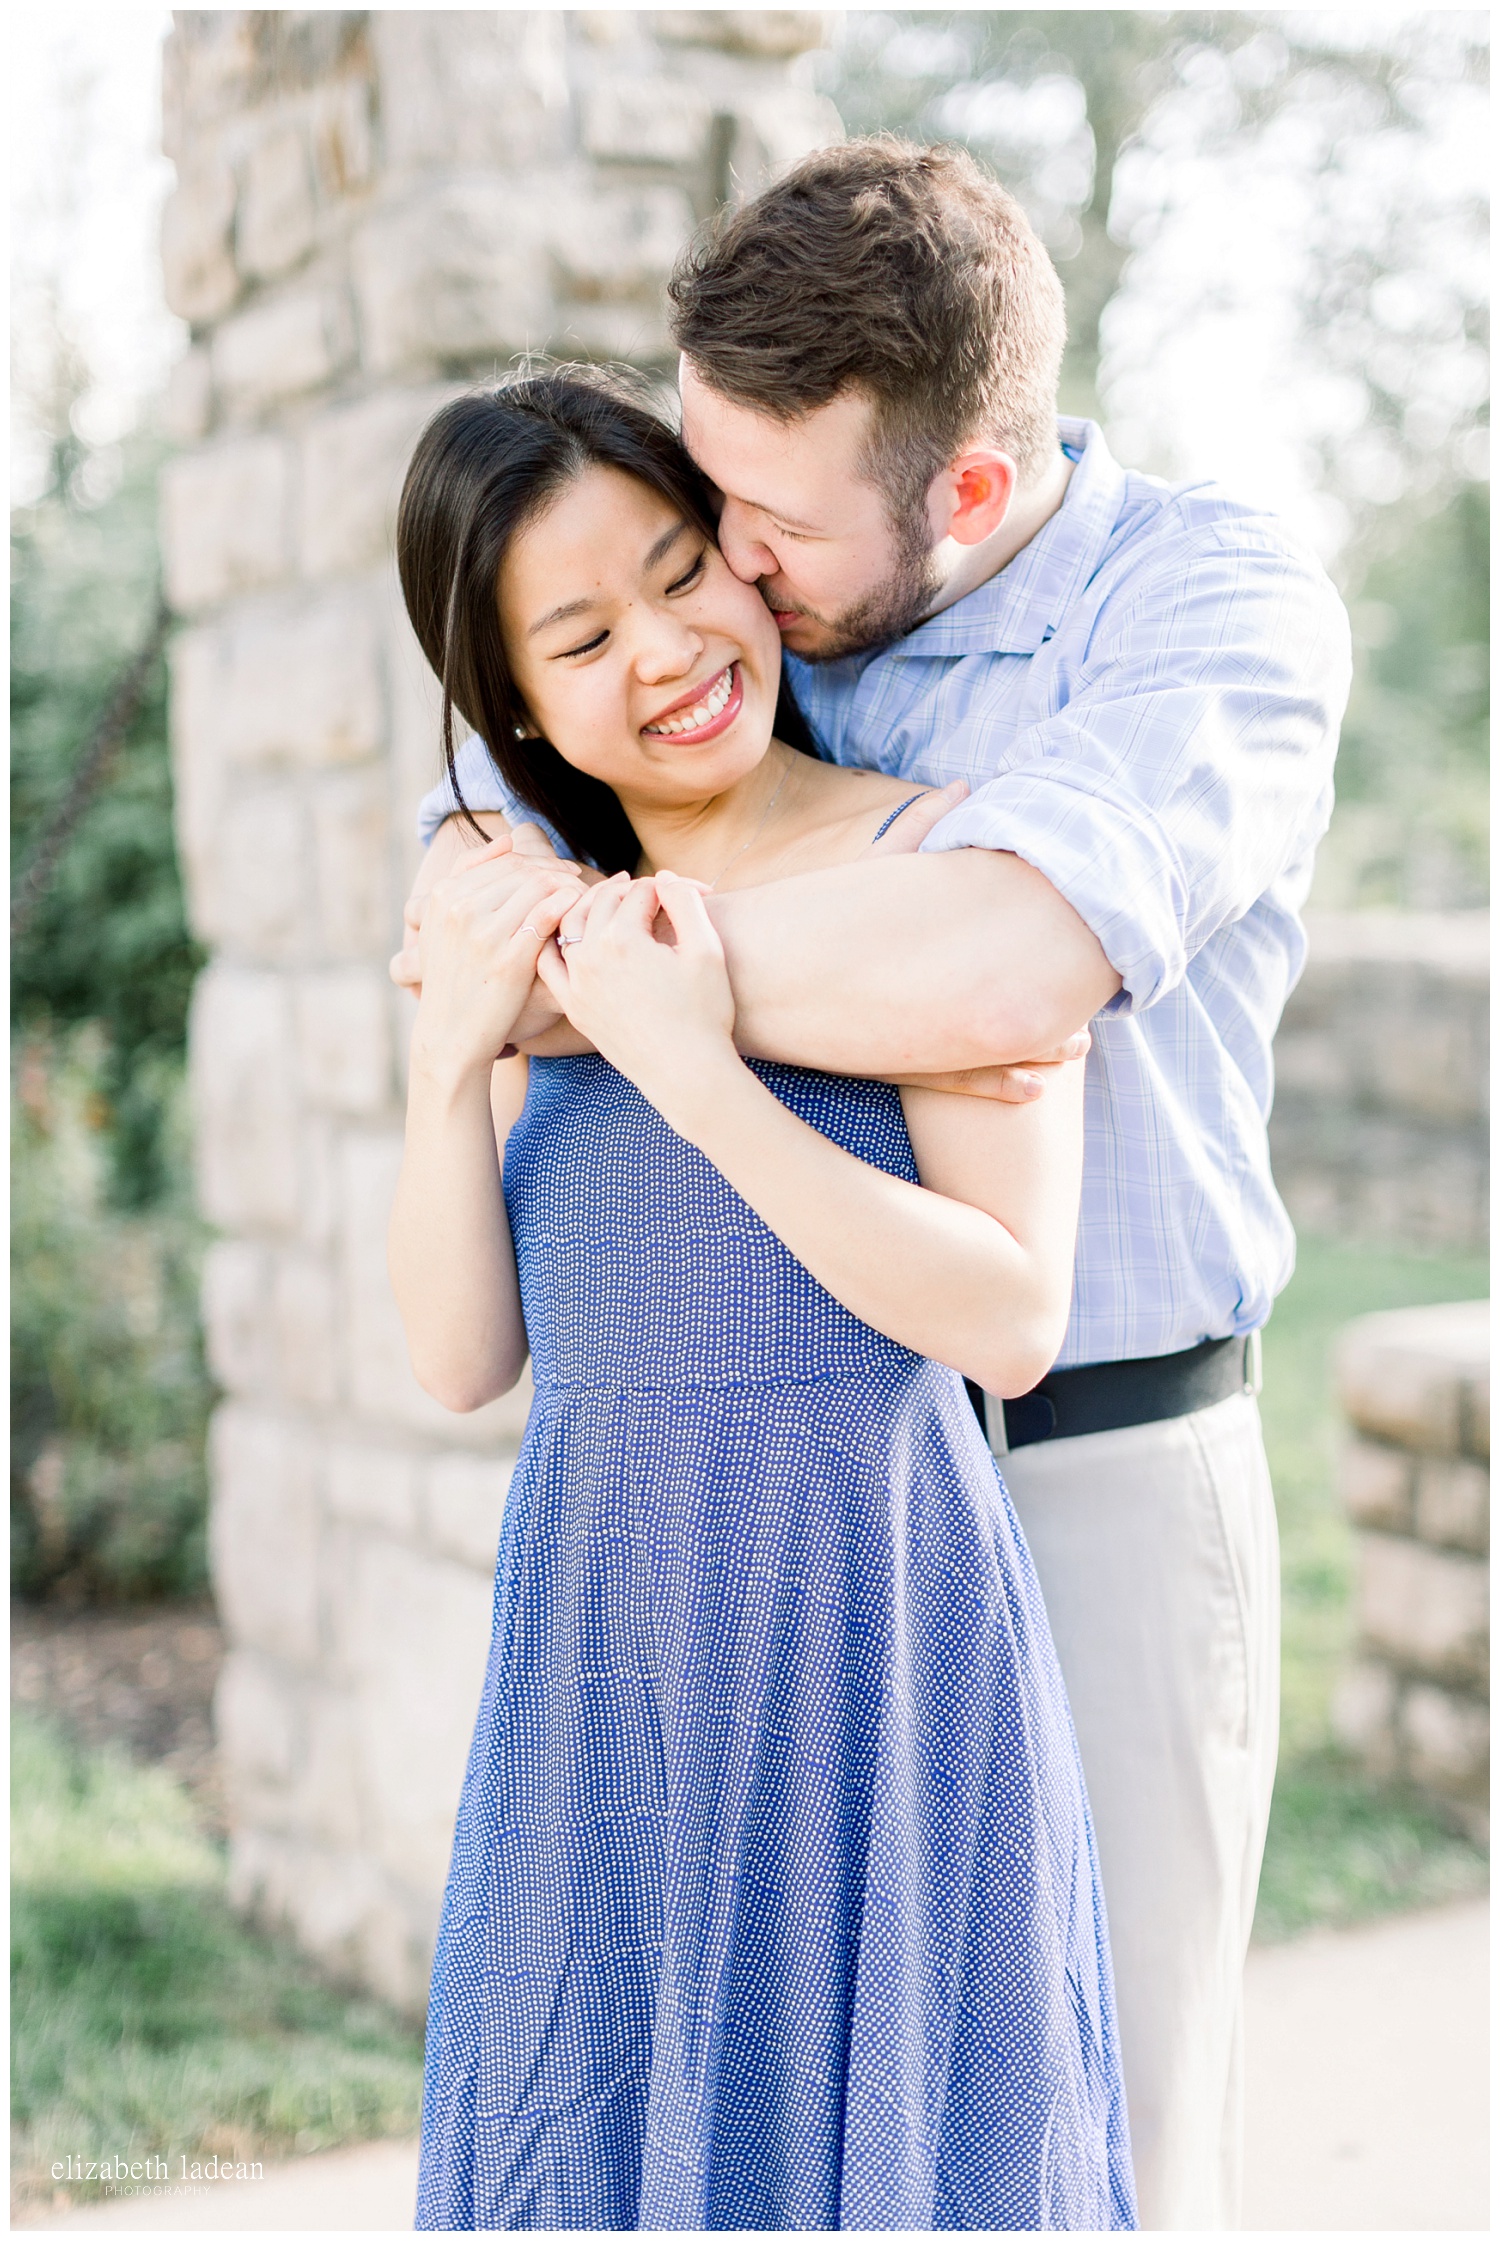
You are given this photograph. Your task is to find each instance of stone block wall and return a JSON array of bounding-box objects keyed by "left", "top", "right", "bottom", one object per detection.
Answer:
[
  {"left": 1331, "top": 1300, "right": 1489, "bottom": 1842},
  {"left": 160, "top": 8, "right": 838, "bottom": 2012},
  {"left": 1270, "top": 910, "right": 1488, "bottom": 1253}
]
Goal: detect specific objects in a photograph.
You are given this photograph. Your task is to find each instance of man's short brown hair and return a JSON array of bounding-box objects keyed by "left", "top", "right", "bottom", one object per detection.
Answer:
[{"left": 667, "top": 137, "right": 1067, "bottom": 521}]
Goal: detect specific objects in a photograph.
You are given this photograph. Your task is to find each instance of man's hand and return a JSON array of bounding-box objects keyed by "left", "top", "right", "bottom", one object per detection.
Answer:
[{"left": 889, "top": 1032, "right": 1092, "bottom": 1104}]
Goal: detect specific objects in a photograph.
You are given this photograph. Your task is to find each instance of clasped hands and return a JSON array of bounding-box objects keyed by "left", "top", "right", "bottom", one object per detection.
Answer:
[
  {"left": 399, "top": 822, "right": 758, "bottom": 1103},
  {"left": 394, "top": 817, "right": 1089, "bottom": 1099}
]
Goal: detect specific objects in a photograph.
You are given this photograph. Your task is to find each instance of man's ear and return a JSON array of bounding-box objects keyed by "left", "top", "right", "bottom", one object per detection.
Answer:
[{"left": 933, "top": 447, "right": 1018, "bottom": 548}]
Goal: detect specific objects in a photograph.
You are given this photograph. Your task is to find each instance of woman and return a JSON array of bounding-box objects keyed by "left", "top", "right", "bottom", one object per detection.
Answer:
[{"left": 390, "top": 370, "right": 1135, "bottom": 2233}]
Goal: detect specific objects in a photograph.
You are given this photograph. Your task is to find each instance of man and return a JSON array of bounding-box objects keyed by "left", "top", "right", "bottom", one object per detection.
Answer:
[{"left": 399, "top": 141, "right": 1350, "bottom": 2228}]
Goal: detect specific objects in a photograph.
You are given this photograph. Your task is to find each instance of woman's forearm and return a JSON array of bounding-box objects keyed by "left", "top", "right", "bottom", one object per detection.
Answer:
[
  {"left": 388, "top": 1055, "right": 528, "bottom": 1411},
  {"left": 655, "top": 1050, "right": 1062, "bottom": 1396}
]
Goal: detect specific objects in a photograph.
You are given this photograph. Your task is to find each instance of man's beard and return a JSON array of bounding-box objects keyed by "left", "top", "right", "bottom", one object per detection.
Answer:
[{"left": 775, "top": 505, "right": 942, "bottom": 665}]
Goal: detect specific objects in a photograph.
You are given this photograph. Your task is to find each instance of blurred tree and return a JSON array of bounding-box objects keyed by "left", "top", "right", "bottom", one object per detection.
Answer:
[
  {"left": 1101, "top": 14, "right": 1488, "bottom": 548},
  {"left": 11, "top": 435, "right": 202, "bottom": 1208},
  {"left": 824, "top": 11, "right": 1255, "bottom": 408},
  {"left": 11, "top": 294, "right": 211, "bottom": 1602},
  {"left": 1322, "top": 481, "right": 1489, "bottom": 907}
]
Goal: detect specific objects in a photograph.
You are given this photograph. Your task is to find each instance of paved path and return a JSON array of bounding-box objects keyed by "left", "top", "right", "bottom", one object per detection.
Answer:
[
  {"left": 1241, "top": 1896, "right": 1488, "bottom": 2232},
  {"left": 23, "top": 1899, "right": 1488, "bottom": 2232},
  {"left": 19, "top": 2139, "right": 421, "bottom": 2233}
]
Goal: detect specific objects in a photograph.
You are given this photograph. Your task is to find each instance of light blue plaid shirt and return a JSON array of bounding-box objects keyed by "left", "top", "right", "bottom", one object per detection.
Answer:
[{"left": 419, "top": 418, "right": 1351, "bottom": 1366}]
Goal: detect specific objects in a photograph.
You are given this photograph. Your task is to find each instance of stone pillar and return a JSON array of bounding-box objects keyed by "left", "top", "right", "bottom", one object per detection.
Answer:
[
  {"left": 1269, "top": 910, "right": 1489, "bottom": 1253},
  {"left": 1332, "top": 1300, "right": 1489, "bottom": 1842},
  {"left": 159, "top": 8, "right": 838, "bottom": 2011}
]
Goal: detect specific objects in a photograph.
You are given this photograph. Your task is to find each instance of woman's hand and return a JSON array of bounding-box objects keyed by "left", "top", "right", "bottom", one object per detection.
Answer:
[
  {"left": 392, "top": 818, "right": 597, "bottom": 995},
  {"left": 536, "top": 869, "right": 740, "bottom": 1123},
  {"left": 410, "top": 844, "right": 585, "bottom": 1087}
]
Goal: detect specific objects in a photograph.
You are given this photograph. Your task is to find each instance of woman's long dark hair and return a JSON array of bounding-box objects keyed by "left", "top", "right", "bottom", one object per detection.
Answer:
[{"left": 396, "top": 366, "right": 818, "bottom": 873}]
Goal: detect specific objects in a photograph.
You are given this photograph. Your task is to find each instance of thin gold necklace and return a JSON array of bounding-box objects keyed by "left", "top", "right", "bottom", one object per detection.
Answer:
[{"left": 705, "top": 749, "right": 794, "bottom": 893}]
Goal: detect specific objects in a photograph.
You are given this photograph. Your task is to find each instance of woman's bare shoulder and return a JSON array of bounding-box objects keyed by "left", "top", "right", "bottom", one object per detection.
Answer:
[
  {"left": 769, "top": 755, "right": 935, "bottom": 867},
  {"left": 798, "top": 755, "right": 924, "bottom": 808}
]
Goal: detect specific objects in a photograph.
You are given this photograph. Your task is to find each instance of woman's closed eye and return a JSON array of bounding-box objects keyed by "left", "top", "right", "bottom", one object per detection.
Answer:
[
  {"left": 557, "top": 628, "right": 609, "bottom": 660},
  {"left": 665, "top": 548, "right": 708, "bottom": 595},
  {"left": 554, "top": 549, "right": 708, "bottom": 660}
]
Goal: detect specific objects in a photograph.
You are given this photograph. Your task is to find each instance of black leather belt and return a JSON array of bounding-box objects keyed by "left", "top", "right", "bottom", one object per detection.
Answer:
[{"left": 967, "top": 1333, "right": 1262, "bottom": 1455}]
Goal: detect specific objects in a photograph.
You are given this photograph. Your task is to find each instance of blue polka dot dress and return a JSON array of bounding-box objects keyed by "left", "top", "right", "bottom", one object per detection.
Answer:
[{"left": 416, "top": 1057, "right": 1136, "bottom": 2232}]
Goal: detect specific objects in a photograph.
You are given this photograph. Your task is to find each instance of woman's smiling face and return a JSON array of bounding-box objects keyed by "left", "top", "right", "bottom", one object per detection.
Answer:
[{"left": 497, "top": 465, "right": 783, "bottom": 813}]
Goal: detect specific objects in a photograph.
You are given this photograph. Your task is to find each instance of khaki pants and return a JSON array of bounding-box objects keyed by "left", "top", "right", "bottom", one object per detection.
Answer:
[{"left": 997, "top": 1393, "right": 1280, "bottom": 2232}]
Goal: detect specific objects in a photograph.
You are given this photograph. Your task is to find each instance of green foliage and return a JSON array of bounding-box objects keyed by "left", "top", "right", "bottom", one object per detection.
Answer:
[
  {"left": 10, "top": 1711, "right": 425, "bottom": 2212},
  {"left": 11, "top": 437, "right": 202, "bottom": 1210},
  {"left": 1319, "top": 483, "right": 1490, "bottom": 907},
  {"left": 11, "top": 1028, "right": 212, "bottom": 1604},
  {"left": 11, "top": 432, "right": 213, "bottom": 1605},
  {"left": 1254, "top": 1232, "right": 1488, "bottom": 1938},
  {"left": 1254, "top": 1755, "right": 1488, "bottom": 1943}
]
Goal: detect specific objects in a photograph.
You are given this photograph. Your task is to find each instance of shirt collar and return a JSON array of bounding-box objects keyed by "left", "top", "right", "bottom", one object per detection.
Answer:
[{"left": 885, "top": 417, "right": 1128, "bottom": 660}]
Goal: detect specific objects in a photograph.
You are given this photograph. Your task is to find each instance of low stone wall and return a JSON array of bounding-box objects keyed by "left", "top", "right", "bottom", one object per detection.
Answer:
[
  {"left": 1270, "top": 910, "right": 1488, "bottom": 1254},
  {"left": 1332, "top": 1300, "right": 1489, "bottom": 1842}
]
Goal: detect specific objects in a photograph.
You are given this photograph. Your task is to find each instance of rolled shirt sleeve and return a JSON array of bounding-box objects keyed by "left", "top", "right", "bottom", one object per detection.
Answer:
[
  {"left": 415, "top": 732, "right": 553, "bottom": 848},
  {"left": 917, "top": 524, "right": 1351, "bottom": 1012}
]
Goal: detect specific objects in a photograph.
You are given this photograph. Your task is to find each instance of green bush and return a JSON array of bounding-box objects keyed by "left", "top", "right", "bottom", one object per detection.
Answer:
[
  {"left": 11, "top": 436, "right": 212, "bottom": 1604},
  {"left": 12, "top": 437, "right": 201, "bottom": 1211},
  {"left": 10, "top": 1028, "right": 212, "bottom": 1603}
]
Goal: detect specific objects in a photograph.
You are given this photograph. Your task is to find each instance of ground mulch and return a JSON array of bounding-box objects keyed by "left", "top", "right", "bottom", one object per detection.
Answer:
[{"left": 9, "top": 1598, "right": 227, "bottom": 1837}]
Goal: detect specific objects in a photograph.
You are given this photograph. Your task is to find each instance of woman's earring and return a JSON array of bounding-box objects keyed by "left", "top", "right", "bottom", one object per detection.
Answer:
[{"left": 514, "top": 723, "right": 527, "bottom": 740}]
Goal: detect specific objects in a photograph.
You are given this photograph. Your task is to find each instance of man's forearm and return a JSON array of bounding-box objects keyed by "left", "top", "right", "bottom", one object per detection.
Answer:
[{"left": 707, "top": 850, "right": 1121, "bottom": 1075}]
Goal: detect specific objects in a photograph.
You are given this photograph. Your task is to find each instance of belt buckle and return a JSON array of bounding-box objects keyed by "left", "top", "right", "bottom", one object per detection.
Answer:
[
  {"left": 985, "top": 1391, "right": 1057, "bottom": 1456},
  {"left": 1243, "top": 1330, "right": 1263, "bottom": 1397}
]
